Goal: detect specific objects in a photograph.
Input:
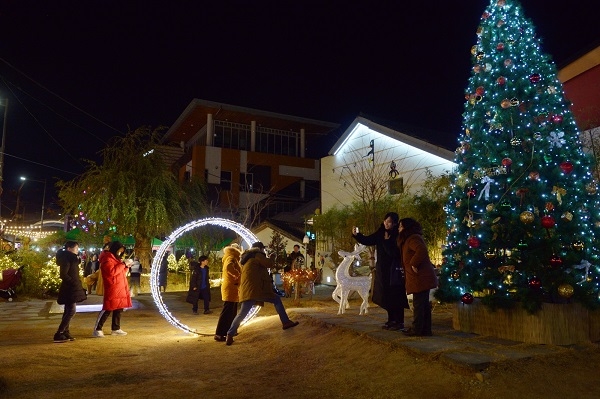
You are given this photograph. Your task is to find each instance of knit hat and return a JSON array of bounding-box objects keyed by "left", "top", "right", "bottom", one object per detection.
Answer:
[{"left": 251, "top": 241, "right": 265, "bottom": 249}]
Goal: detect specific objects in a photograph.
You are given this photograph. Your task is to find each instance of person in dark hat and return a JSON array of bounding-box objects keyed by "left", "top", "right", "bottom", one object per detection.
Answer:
[{"left": 224, "top": 242, "right": 299, "bottom": 345}]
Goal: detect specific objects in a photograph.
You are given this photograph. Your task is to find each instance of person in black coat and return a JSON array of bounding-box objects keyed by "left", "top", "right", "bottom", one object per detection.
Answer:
[
  {"left": 54, "top": 241, "right": 87, "bottom": 343},
  {"left": 352, "top": 212, "right": 409, "bottom": 331},
  {"left": 187, "top": 255, "right": 212, "bottom": 314}
]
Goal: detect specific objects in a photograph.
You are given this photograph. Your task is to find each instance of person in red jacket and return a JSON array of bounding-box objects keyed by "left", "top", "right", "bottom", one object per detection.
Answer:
[
  {"left": 396, "top": 218, "right": 438, "bottom": 337},
  {"left": 93, "top": 241, "right": 133, "bottom": 337}
]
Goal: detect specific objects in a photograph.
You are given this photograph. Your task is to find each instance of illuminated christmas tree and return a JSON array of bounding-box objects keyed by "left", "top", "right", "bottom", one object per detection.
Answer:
[{"left": 437, "top": 0, "right": 600, "bottom": 313}]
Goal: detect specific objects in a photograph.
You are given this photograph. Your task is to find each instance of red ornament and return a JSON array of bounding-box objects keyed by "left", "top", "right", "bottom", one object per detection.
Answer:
[
  {"left": 529, "top": 171, "right": 540, "bottom": 180},
  {"left": 528, "top": 277, "right": 542, "bottom": 289},
  {"left": 496, "top": 42, "right": 505, "bottom": 51},
  {"left": 541, "top": 215, "right": 556, "bottom": 229},
  {"left": 545, "top": 202, "right": 555, "bottom": 212},
  {"left": 501, "top": 157, "right": 512, "bottom": 166},
  {"left": 529, "top": 73, "right": 541, "bottom": 83},
  {"left": 476, "top": 86, "right": 485, "bottom": 96},
  {"left": 552, "top": 114, "right": 563, "bottom": 124},
  {"left": 461, "top": 293, "right": 474, "bottom": 304},
  {"left": 466, "top": 187, "right": 477, "bottom": 198},
  {"left": 560, "top": 161, "right": 574, "bottom": 174},
  {"left": 482, "top": 12, "right": 490, "bottom": 19},
  {"left": 497, "top": 76, "right": 506, "bottom": 85},
  {"left": 504, "top": 59, "right": 512, "bottom": 67},
  {"left": 549, "top": 255, "right": 563, "bottom": 269},
  {"left": 467, "top": 236, "right": 480, "bottom": 248}
]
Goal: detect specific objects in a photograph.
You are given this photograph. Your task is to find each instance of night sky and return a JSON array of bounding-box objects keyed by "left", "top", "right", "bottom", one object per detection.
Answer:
[{"left": 0, "top": 0, "right": 599, "bottom": 219}]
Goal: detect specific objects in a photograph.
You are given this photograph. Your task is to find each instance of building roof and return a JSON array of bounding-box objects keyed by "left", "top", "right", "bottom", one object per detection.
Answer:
[
  {"left": 329, "top": 115, "right": 456, "bottom": 161},
  {"left": 162, "top": 98, "right": 339, "bottom": 144}
]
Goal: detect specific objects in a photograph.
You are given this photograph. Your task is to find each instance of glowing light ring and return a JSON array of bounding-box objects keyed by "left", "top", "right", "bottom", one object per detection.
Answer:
[{"left": 150, "top": 217, "right": 259, "bottom": 335}]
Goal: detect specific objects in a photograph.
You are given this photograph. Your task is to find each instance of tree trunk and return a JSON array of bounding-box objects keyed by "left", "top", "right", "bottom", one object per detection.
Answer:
[{"left": 134, "top": 233, "right": 153, "bottom": 272}]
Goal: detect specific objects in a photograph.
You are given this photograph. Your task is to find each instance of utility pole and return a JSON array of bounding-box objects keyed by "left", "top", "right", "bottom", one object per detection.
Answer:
[{"left": 0, "top": 98, "right": 8, "bottom": 219}]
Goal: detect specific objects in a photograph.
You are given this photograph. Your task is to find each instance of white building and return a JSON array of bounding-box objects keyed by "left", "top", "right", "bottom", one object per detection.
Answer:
[{"left": 321, "top": 116, "right": 457, "bottom": 213}]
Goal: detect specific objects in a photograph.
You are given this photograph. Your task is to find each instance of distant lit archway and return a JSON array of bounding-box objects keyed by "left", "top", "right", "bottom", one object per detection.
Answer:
[{"left": 150, "top": 218, "right": 259, "bottom": 335}]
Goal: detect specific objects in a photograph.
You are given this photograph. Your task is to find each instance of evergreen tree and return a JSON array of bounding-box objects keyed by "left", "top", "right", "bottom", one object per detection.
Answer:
[{"left": 437, "top": 0, "right": 600, "bottom": 313}]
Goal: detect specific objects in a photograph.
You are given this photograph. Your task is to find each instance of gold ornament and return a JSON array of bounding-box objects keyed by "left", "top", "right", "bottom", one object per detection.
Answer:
[
  {"left": 501, "top": 99, "right": 511, "bottom": 108},
  {"left": 451, "top": 270, "right": 460, "bottom": 280},
  {"left": 586, "top": 182, "right": 597, "bottom": 195},
  {"left": 557, "top": 283, "right": 574, "bottom": 298},
  {"left": 519, "top": 211, "right": 534, "bottom": 224},
  {"left": 561, "top": 211, "right": 573, "bottom": 222},
  {"left": 572, "top": 241, "right": 584, "bottom": 251},
  {"left": 484, "top": 250, "right": 496, "bottom": 259},
  {"left": 482, "top": 288, "right": 495, "bottom": 296},
  {"left": 486, "top": 203, "right": 494, "bottom": 212}
]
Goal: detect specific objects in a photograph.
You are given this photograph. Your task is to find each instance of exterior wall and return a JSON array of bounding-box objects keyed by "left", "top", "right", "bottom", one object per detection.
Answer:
[
  {"left": 189, "top": 145, "right": 320, "bottom": 210},
  {"left": 321, "top": 122, "right": 456, "bottom": 212},
  {"left": 562, "top": 64, "right": 600, "bottom": 129}
]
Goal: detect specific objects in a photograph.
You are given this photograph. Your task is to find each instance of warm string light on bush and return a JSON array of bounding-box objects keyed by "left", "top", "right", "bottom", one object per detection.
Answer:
[{"left": 150, "top": 217, "right": 259, "bottom": 335}]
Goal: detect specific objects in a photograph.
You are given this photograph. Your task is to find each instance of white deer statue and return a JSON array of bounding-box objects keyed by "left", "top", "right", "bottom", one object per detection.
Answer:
[{"left": 332, "top": 244, "right": 371, "bottom": 315}]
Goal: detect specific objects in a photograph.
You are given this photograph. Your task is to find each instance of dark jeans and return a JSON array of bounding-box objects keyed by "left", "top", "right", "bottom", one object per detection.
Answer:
[
  {"left": 94, "top": 309, "right": 123, "bottom": 331},
  {"left": 57, "top": 302, "right": 76, "bottom": 333},
  {"left": 192, "top": 289, "right": 210, "bottom": 312},
  {"left": 412, "top": 289, "right": 432, "bottom": 334},
  {"left": 215, "top": 301, "right": 238, "bottom": 337},
  {"left": 387, "top": 308, "right": 404, "bottom": 326}
]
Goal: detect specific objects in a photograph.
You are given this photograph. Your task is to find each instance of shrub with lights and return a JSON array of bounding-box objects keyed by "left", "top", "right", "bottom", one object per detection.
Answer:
[{"left": 437, "top": 0, "right": 600, "bottom": 313}]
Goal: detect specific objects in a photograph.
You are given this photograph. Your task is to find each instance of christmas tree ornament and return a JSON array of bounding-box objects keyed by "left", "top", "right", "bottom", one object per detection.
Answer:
[
  {"left": 484, "top": 250, "right": 496, "bottom": 259},
  {"left": 544, "top": 202, "right": 554, "bottom": 212},
  {"left": 451, "top": 270, "right": 460, "bottom": 280},
  {"left": 561, "top": 211, "right": 573, "bottom": 222},
  {"left": 497, "top": 76, "right": 506, "bottom": 85},
  {"left": 549, "top": 255, "right": 563, "bottom": 269},
  {"left": 497, "top": 0, "right": 506, "bottom": 7},
  {"left": 529, "top": 73, "right": 541, "bottom": 83},
  {"left": 510, "top": 137, "right": 522, "bottom": 146},
  {"left": 501, "top": 99, "right": 511, "bottom": 108},
  {"left": 586, "top": 182, "right": 597, "bottom": 195},
  {"left": 473, "top": 64, "right": 481, "bottom": 73},
  {"left": 552, "top": 186, "right": 566, "bottom": 205},
  {"left": 529, "top": 171, "right": 540, "bottom": 180},
  {"left": 486, "top": 203, "right": 494, "bottom": 212},
  {"left": 551, "top": 114, "right": 564, "bottom": 124},
  {"left": 471, "top": 45, "right": 478, "bottom": 55},
  {"left": 499, "top": 200, "right": 511, "bottom": 211},
  {"left": 477, "top": 52, "right": 485, "bottom": 61},
  {"left": 533, "top": 132, "right": 542, "bottom": 140},
  {"left": 467, "top": 187, "right": 477, "bottom": 198},
  {"left": 557, "top": 283, "right": 574, "bottom": 298},
  {"left": 541, "top": 215, "right": 555, "bottom": 228},
  {"left": 528, "top": 277, "right": 542, "bottom": 289},
  {"left": 559, "top": 161, "right": 574, "bottom": 174},
  {"left": 467, "top": 236, "right": 481, "bottom": 248},
  {"left": 461, "top": 293, "right": 474, "bottom": 304},
  {"left": 476, "top": 86, "right": 485, "bottom": 96},
  {"left": 519, "top": 211, "right": 534, "bottom": 224},
  {"left": 482, "top": 11, "right": 490, "bottom": 19},
  {"left": 510, "top": 98, "right": 520, "bottom": 106},
  {"left": 572, "top": 241, "right": 584, "bottom": 251},
  {"left": 496, "top": 42, "right": 505, "bottom": 51},
  {"left": 517, "top": 240, "right": 528, "bottom": 249}
]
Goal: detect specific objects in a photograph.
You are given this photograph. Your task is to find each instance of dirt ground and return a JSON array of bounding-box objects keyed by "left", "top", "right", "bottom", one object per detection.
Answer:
[{"left": 1, "top": 287, "right": 600, "bottom": 399}]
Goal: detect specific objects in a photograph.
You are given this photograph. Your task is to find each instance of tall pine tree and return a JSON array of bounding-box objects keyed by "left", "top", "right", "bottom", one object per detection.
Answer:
[{"left": 437, "top": 0, "right": 600, "bottom": 313}]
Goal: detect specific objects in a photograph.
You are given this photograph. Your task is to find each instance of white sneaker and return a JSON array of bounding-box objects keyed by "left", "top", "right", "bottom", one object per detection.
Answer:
[
  {"left": 93, "top": 330, "right": 105, "bottom": 338},
  {"left": 111, "top": 329, "right": 127, "bottom": 336}
]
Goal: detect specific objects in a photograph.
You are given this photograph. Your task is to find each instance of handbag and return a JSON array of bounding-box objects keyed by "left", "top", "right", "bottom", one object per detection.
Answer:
[{"left": 185, "top": 290, "right": 197, "bottom": 304}]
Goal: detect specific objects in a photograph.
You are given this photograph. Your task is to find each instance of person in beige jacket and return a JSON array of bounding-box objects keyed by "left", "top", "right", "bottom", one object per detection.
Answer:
[
  {"left": 224, "top": 242, "right": 299, "bottom": 345},
  {"left": 214, "top": 244, "right": 242, "bottom": 341},
  {"left": 397, "top": 218, "right": 438, "bottom": 337}
]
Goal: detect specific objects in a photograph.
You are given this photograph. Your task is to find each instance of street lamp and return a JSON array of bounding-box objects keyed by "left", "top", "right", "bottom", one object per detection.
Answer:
[
  {"left": 20, "top": 177, "right": 47, "bottom": 237},
  {"left": 303, "top": 234, "right": 310, "bottom": 268}
]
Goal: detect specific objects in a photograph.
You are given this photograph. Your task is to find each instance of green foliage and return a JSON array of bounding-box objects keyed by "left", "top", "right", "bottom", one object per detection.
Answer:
[
  {"left": 0, "top": 249, "right": 65, "bottom": 298},
  {"left": 57, "top": 126, "right": 208, "bottom": 266},
  {"left": 267, "top": 230, "right": 288, "bottom": 270}
]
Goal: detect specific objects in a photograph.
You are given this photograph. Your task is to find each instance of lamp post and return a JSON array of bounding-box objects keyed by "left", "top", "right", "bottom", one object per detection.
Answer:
[
  {"left": 20, "top": 177, "right": 47, "bottom": 237},
  {"left": 303, "top": 234, "right": 310, "bottom": 268}
]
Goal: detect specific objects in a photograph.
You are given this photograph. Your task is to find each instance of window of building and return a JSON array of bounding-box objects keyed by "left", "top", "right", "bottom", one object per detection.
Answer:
[
  {"left": 221, "top": 171, "right": 232, "bottom": 191},
  {"left": 240, "top": 172, "right": 254, "bottom": 192}
]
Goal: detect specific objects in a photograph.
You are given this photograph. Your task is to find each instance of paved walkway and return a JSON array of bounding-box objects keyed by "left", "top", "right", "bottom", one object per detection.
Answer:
[{"left": 1, "top": 285, "right": 594, "bottom": 374}]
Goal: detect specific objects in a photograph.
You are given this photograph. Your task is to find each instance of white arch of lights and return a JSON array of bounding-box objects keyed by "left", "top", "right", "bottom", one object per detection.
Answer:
[{"left": 151, "top": 217, "right": 260, "bottom": 335}]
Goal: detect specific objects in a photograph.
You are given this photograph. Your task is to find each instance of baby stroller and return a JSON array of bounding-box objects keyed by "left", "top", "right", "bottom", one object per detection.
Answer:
[{"left": 0, "top": 265, "right": 25, "bottom": 301}]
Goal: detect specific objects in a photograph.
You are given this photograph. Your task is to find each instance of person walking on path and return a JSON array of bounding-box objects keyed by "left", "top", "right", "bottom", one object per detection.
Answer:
[
  {"left": 93, "top": 241, "right": 133, "bottom": 337},
  {"left": 352, "top": 212, "right": 409, "bottom": 331},
  {"left": 214, "top": 243, "right": 242, "bottom": 342},
  {"left": 225, "top": 242, "right": 299, "bottom": 345},
  {"left": 54, "top": 241, "right": 87, "bottom": 343},
  {"left": 396, "top": 218, "right": 438, "bottom": 337},
  {"left": 129, "top": 256, "right": 142, "bottom": 297},
  {"left": 187, "top": 255, "right": 212, "bottom": 315},
  {"left": 159, "top": 252, "right": 169, "bottom": 292}
]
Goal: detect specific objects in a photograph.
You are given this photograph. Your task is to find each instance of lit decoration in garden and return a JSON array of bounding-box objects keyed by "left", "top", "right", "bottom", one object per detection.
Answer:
[
  {"left": 151, "top": 217, "right": 259, "bottom": 335},
  {"left": 437, "top": 0, "right": 600, "bottom": 313}
]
